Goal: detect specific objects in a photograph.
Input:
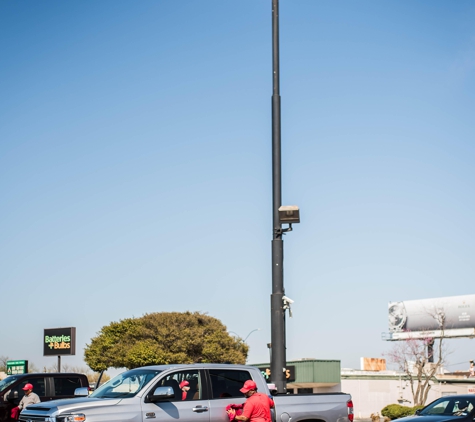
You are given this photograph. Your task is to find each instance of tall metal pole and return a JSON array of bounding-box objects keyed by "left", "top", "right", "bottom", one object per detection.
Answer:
[{"left": 270, "top": 0, "right": 286, "bottom": 395}]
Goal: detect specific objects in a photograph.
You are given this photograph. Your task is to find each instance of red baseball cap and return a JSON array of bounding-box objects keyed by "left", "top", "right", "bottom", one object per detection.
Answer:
[
  {"left": 22, "top": 383, "right": 33, "bottom": 391},
  {"left": 179, "top": 380, "right": 190, "bottom": 389},
  {"left": 240, "top": 380, "right": 257, "bottom": 393}
]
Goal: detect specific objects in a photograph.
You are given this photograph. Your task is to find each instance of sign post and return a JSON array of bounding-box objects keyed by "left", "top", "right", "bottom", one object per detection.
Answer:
[{"left": 43, "top": 327, "right": 76, "bottom": 372}]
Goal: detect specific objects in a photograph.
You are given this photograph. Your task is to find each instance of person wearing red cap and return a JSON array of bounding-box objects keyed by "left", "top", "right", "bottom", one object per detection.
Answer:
[
  {"left": 179, "top": 380, "right": 190, "bottom": 401},
  {"left": 10, "top": 383, "right": 41, "bottom": 420},
  {"left": 226, "top": 380, "right": 274, "bottom": 422},
  {"left": 19, "top": 383, "right": 40, "bottom": 410}
]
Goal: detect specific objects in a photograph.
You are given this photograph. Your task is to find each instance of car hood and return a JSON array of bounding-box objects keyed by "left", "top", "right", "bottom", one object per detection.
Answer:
[
  {"left": 398, "top": 415, "right": 466, "bottom": 422},
  {"left": 23, "top": 397, "right": 122, "bottom": 414}
]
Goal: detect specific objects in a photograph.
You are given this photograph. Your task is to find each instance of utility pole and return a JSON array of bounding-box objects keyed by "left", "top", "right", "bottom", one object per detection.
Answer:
[{"left": 270, "top": 0, "right": 286, "bottom": 395}]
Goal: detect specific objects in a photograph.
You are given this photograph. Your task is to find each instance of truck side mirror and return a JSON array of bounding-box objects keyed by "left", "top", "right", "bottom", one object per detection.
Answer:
[
  {"left": 6, "top": 391, "right": 18, "bottom": 401},
  {"left": 148, "top": 386, "right": 174, "bottom": 403},
  {"left": 74, "top": 387, "right": 90, "bottom": 397}
]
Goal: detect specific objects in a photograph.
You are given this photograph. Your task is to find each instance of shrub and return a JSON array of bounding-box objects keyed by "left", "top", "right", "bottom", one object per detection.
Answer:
[{"left": 381, "top": 404, "right": 423, "bottom": 420}]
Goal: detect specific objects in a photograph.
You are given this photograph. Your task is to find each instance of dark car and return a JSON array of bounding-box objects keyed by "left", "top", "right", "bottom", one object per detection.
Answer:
[
  {"left": 0, "top": 373, "right": 89, "bottom": 422},
  {"left": 398, "top": 395, "right": 475, "bottom": 422}
]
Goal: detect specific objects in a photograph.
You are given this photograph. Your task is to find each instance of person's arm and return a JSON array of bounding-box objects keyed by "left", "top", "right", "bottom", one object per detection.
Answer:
[
  {"left": 227, "top": 402, "right": 252, "bottom": 422},
  {"left": 226, "top": 408, "right": 249, "bottom": 422}
]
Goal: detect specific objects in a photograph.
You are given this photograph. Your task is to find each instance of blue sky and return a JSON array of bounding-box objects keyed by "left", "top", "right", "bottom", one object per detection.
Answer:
[{"left": 1, "top": 0, "right": 475, "bottom": 373}]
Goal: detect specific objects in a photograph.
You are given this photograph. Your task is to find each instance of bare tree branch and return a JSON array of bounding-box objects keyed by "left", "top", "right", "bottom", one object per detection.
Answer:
[{"left": 384, "top": 307, "right": 449, "bottom": 406}]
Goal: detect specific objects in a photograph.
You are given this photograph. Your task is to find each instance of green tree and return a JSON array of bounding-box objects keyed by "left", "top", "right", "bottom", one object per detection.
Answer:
[{"left": 84, "top": 312, "right": 248, "bottom": 371}]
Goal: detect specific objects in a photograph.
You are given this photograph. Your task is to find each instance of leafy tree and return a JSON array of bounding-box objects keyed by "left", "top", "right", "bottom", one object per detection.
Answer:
[{"left": 84, "top": 312, "right": 248, "bottom": 371}]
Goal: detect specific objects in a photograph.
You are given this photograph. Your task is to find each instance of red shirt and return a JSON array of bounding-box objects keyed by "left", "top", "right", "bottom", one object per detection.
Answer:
[{"left": 242, "top": 392, "right": 274, "bottom": 422}]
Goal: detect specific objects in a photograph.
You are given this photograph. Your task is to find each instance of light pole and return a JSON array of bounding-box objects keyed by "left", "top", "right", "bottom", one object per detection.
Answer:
[{"left": 270, "top": 0, "right": 300, "bottom": 395}]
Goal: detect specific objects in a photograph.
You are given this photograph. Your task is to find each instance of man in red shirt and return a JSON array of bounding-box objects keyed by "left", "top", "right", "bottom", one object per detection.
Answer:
[{"left": 227, "top": 380, "right": 274, "bottom": 422}]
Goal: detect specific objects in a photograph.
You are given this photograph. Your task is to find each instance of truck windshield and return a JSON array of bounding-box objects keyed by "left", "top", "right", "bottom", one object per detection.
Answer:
[
  {"left": 90, "top": 369, "right": 161, "bottom": 399},
  {"left": 0, "top": 376, "right": 20, "bottom": 393}
]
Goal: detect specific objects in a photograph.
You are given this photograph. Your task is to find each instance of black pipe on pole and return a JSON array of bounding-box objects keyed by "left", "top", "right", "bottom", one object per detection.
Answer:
[
  {"left": 270, "top": 0, "right": 286, "bottom": 395},
  {"left": 427, "top": 340, "right": 434, "bottom": 363}
]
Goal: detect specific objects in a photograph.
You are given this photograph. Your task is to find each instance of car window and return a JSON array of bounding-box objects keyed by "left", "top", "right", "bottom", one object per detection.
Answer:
[
  {"left": 421, "top": 398, "right": 475, "bottom": 416},
  {"left": 17, "top": 378, "right": 46, "bottom": 398},
  {"left": 208, "top": 369, "right": 252, "bottom": 399},
  {"left": 54, "top": 377, "right": 83, "bottom": 396},
  {"left": 453, "top": 400, "right": 474, "bottom": 415},
  {"left": 156, "top": 370, "right": 202, "bottom": 401},
  {"left": 430, "top": 400, "right": 450, "bottom": 414}
]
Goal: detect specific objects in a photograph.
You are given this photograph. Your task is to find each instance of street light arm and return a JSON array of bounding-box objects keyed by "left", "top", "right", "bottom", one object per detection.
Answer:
[
  {"left": 229, "top": 329, "right": 261, "bottom": 343},
  {"left": 243, "top": 328, "right": 261, "bottom": 343}
]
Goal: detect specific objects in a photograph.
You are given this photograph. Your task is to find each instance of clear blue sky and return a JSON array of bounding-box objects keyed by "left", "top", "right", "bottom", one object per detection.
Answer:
[{"left": 1, "top": 0, "right": 475, "bottom": 373}]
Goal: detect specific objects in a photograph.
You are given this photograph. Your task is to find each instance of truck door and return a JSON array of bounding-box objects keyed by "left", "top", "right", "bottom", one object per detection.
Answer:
[
  {"left": 142, "top": 369, "right": 209, "bottom": 422},
  {"left": 207, "top": 369, "right": 252, "bottom": 422}
]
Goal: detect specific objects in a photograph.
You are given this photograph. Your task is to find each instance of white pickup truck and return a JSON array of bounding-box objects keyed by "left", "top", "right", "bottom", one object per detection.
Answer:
[{"left": 19, "top": 364, "right": 353, "bottom": 422}]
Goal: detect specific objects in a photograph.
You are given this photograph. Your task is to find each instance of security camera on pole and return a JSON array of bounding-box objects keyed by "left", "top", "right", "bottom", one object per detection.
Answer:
[{"left": 270, "top": 0, "right": 300, "bottom": 395}]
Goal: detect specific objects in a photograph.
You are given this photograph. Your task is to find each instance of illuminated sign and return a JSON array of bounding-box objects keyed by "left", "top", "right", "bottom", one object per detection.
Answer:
[
  {"left": 258, "top": 366, "right": 295, "bottom": 382},
  {"left": 6, "top": 360, "right": 28, "bottom": 375},
  {"left": 43, "top": 327, "right": 76, "bottom": 356}
]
